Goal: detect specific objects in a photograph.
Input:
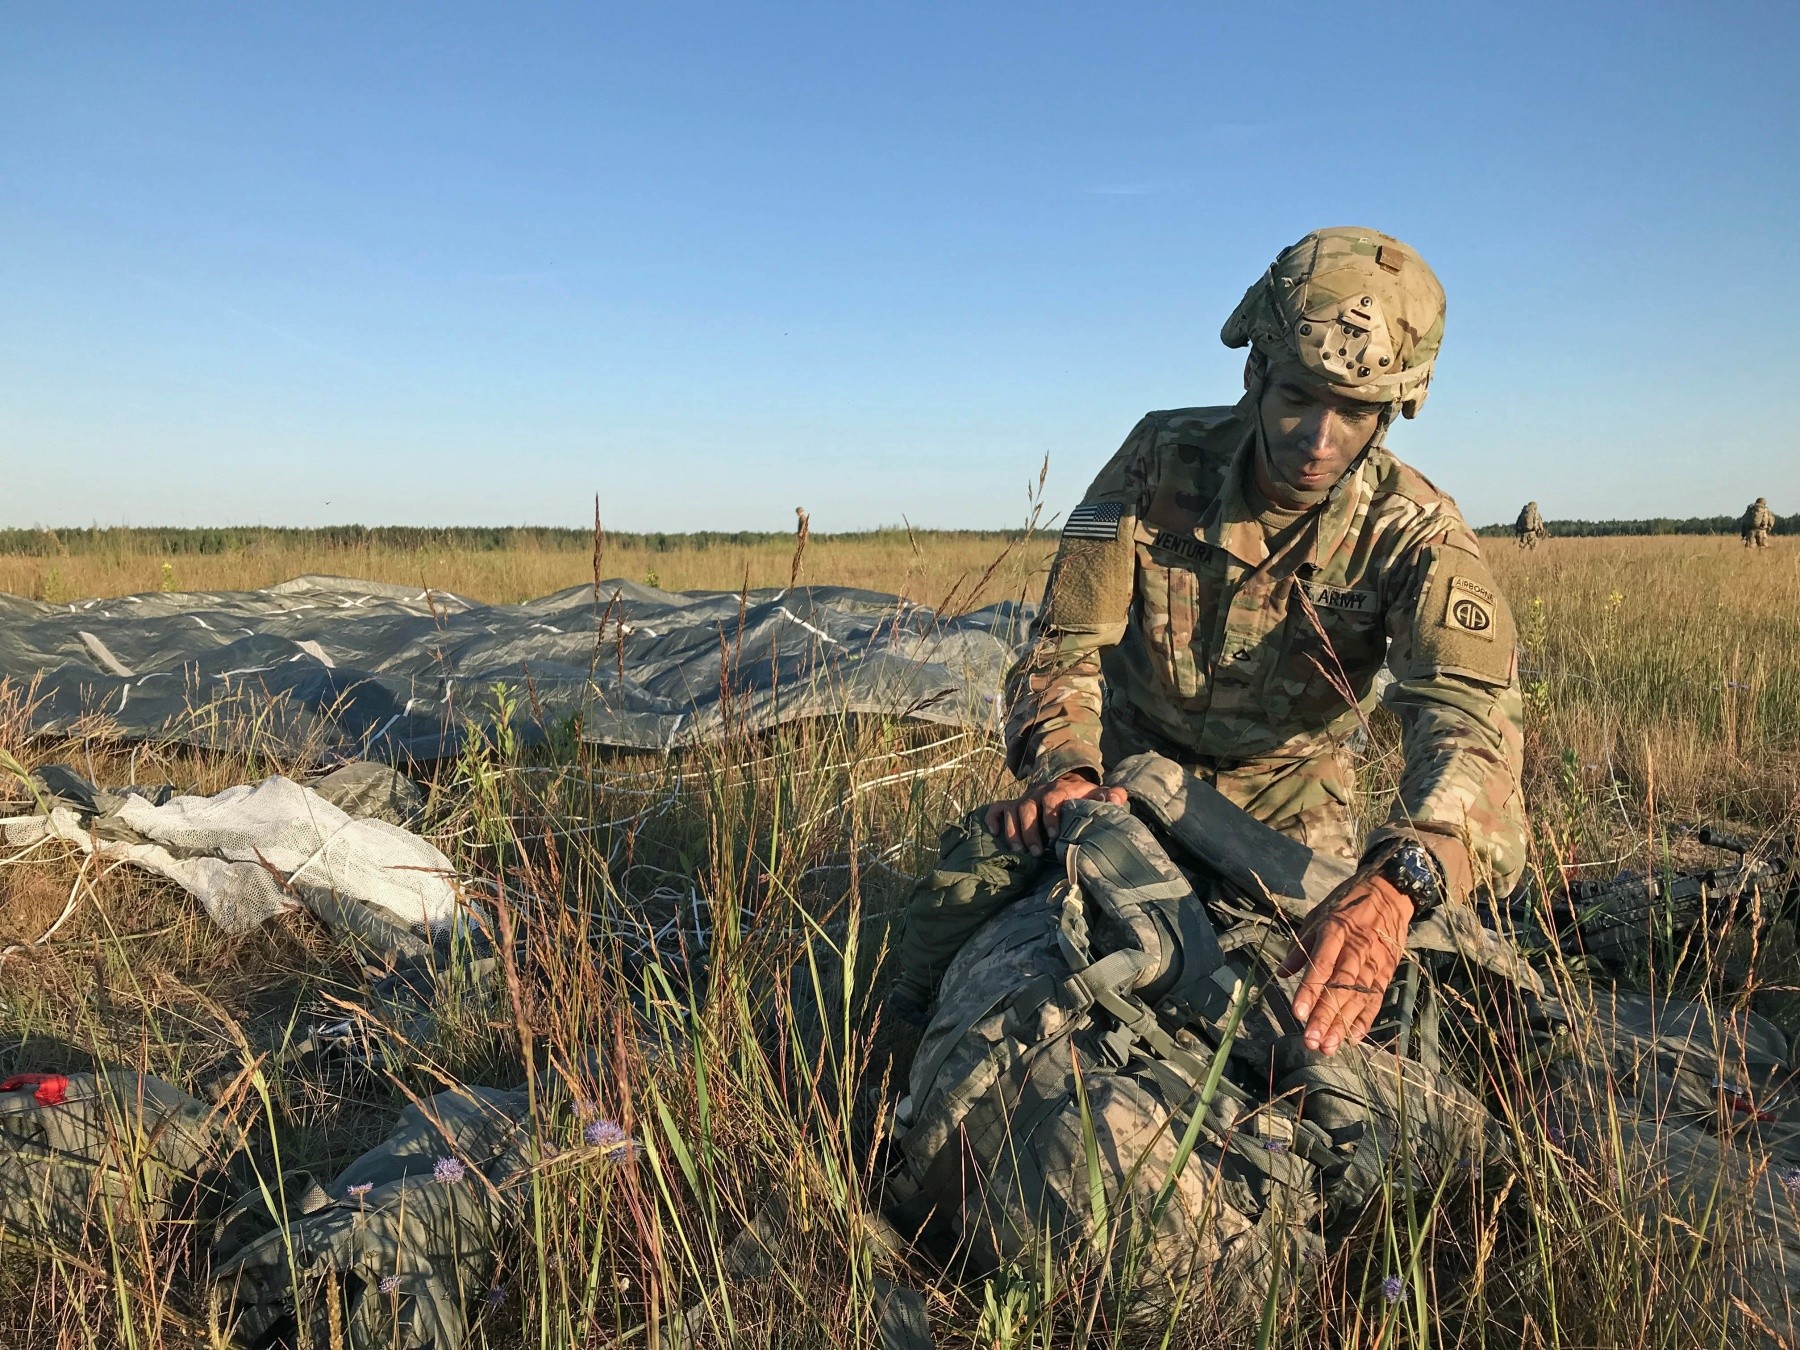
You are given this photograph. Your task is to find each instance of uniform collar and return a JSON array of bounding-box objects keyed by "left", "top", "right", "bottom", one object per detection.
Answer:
[{"left": 1197, "top": 415, "right": 1269, "bottom": 568}]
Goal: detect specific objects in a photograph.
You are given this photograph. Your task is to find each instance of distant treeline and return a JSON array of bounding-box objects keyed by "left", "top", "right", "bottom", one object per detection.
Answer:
[
  {"left": 0, "top": 525, "right": 1028, "bottom": 557},
  {"left": 1475, "top": 515, "right": 1796, "bottom": 538},
  {"left": 4, "top": 520, "right": 1788, "bottom": 555}
]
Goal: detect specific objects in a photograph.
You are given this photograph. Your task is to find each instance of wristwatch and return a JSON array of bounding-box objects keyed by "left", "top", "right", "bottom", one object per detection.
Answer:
[{"left": 1372, "top": 839, "right": 1445, "bottom": 917}]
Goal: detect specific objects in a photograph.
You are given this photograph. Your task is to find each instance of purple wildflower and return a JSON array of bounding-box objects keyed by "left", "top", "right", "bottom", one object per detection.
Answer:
[
  {"left": 1381, "top": 1275, "right": 1404, "bottom": 1305},
  {"left": 585, "top": 1119, "right": 629, "bottom": 1149},
  {"left": 486, "top": 1284, "right": 508, "bottom": 1306},
  {"left": 1782, "top": 1167, "right": 1800, "bottom": 1193},
  {"left": 432, "top": 1156, "right": 466, "bottom": 1184},
  {"left": 347, "top": 1182, "right": 373, "bottom": 1198},
  {"left": 1262, "top": 1138, "right": 1288, "bottom": 1154},
  {"left": 1546, "top": 1123, "right": 1566, "bottom": 1147},
  {"left": 379, "top": 1275, "right": 401, "bottom": 1295}
]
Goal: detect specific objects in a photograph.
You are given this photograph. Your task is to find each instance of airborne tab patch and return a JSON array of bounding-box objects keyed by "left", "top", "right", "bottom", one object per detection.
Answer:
[
  {"left": 1297, "top": 580, "right": 1376, "bottom": 615},
  {"left": 1444, "top": 575, "right": 1497, "bottom": 638},
  {"left": 1063, "top": 500, "right": 1126, "bottom": 541}
]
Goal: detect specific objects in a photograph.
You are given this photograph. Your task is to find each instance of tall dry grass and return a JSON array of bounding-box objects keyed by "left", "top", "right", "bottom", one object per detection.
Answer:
[
  {"left": 0, "top": 530, "right": 1052, "bottom": 614},
  {"left": 0, "top": 531, "right": 1797, "bottom": 1347},
  {"left": 1490, "top": 536, "right": 1800, "bottom": 827}
]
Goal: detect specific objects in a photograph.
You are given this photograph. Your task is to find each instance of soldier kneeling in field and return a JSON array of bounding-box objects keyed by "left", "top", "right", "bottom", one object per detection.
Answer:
[{"left": 882, "top": 228, "right": 1528, "bottom": 1318}]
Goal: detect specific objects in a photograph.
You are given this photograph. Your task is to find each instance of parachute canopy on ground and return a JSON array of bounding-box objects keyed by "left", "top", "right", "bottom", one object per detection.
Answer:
[{"left": 0, "top": 575, "right": 1030, "bottom": 763}]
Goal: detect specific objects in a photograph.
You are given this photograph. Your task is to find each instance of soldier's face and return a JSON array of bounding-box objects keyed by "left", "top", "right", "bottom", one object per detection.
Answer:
[{"left": 1256, "top": 373, "right": 1385, "bottom": 496}]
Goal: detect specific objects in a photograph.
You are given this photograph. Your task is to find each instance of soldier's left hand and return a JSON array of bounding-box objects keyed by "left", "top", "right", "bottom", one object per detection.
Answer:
[{"left": 1276, "top": 875, "right": 1414, "bottom": 1055}]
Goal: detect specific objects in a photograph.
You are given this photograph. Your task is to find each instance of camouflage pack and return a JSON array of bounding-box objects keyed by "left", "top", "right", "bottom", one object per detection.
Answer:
[
  {"left": 1536, "top": 986, "right": 1796, "bottom": 1132},
  {"left": 889, "top": 801, "right": 1325, "bottom": 1313},
  {"left": 887, "top": 796, "right": 1500, "bottom": 1314}
]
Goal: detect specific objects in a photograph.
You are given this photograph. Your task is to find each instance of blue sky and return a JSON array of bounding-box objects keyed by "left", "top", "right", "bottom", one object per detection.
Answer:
[{"left": 3, "top": 2, "right": 1795, "bottom": 531}]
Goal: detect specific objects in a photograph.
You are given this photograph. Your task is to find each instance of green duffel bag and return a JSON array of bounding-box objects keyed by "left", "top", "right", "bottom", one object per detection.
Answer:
[
  {"left": 0, "top": 1070, "right": 236, "bottom": 1251},
  {"left": 212, "top": 1086, "right": 534, "bottom": 1350}
]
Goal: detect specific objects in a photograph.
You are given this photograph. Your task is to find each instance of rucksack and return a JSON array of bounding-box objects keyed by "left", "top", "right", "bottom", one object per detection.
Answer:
[
  {"left": 1534, "top": 985, "right": 1798, "bottom": 1136},
  {"left": 887, "top": 798, "right": 1505, "bottom": 1315}
]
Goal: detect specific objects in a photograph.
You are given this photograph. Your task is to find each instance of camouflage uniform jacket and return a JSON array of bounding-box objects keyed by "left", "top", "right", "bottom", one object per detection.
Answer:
[
  {"left": 1746, "top": 503, "right": 1777, "bottom": 532},
  {"left": 1004, "top": 402, "right": 1527, "bottom": 901}
]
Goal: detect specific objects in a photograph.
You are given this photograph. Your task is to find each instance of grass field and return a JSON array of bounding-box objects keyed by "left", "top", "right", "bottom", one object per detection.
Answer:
[
  {"left": 2, "top": 531, "right": 1798, "bottom": 1347},
  {"left": 0, "top": 529, "right": 1045, "bottom": 615}
]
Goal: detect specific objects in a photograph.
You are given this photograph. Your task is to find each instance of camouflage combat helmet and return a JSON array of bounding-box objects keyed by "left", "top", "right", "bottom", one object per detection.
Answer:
[{"left": 1222, "top": 227, "right": 1446, "bottom": 418}]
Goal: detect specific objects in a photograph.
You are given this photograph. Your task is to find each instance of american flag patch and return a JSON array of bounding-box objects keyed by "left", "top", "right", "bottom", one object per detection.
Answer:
[{"left": 1062, "top": 501, "right": 1125, "bottom": 541}]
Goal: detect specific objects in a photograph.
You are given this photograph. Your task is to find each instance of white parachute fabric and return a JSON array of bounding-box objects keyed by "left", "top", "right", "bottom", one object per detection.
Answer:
[
  {"left": 0, "top": 777, "right": 464, "bottom": 941},
  {"left": 0, "top": 575, "right": 1030, "bottom": 763}
]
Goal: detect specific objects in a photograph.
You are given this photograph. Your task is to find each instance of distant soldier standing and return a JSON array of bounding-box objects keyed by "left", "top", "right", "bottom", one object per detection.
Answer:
[
  {"left": 1515, "top": 500, "right": 1546, "bottom": 549},
  {"left": 985, "top": 226, "right": 1527, "bottom": 1056},
  {"left": 1742, "top": 497, "right": 1776, "bottom": 548}
]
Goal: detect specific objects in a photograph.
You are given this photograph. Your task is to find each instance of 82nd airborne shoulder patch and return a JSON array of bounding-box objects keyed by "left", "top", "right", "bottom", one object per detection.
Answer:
[
  {"left": 1062, "top": 500, "right": 1126, "bottom": 542},
  {"left": 1444, "top": 575, "right": 1497, "bottom": 639}
]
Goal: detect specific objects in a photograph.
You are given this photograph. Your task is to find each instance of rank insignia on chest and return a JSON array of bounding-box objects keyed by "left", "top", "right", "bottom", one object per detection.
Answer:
[
  {"left": 1297, "top": 579, "right": 1376, "bottom": 614},
  {"left": 1063, "top": 500, "right": 1126, "bottom": 541}
]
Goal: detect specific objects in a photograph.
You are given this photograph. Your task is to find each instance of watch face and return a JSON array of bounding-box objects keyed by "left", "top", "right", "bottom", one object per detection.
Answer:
[{"left": 1386, "top": 845, "right": 1442, "bottom": 907}]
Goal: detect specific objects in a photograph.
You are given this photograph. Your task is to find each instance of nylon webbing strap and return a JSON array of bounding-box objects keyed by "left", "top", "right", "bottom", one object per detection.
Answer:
[
  {"left": 1107, "top": 752, "right": 1353, "bottom": 912},
  {"left": 1119, "top": 1025, "right": 1314, "bottom": 1191},
  {"left": 999, "top": 1043, "right": 1083, "bottom": 1162},
  {"left": 1090, "top": 984, "right": 1243, "bottom": 1104},
  {"left": 1067, "top": 949, "right": 1153, "bottom": 1007},
  {"left": 1164, "top": 893, "right": 1233, "bottom": 1022},
  {"left": 1053, "top": 847, "right": 1089, "bottom": 973}
]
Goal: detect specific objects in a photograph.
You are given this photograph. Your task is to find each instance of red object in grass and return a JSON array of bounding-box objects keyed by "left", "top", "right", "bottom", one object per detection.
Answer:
[
  {"left": 1725, "top": 1092, "right": 1778, "bottom": 1123},
  {"left": 0, "top": 1074, "right": 69, "bottom": 1106},
  {"left": 1715, "top": 1077, "right": 1779, "bottom": 1123}
]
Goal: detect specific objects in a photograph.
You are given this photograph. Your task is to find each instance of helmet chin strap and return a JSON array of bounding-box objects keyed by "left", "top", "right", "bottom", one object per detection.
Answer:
[{"left": 1247, "top": 353, "right": 1396, "bottom": 511}]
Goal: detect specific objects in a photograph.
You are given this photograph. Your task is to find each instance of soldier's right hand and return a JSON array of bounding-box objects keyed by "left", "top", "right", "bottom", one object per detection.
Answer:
[{"left": 983, "top": 772, "right": 1127, "bottom": 856}]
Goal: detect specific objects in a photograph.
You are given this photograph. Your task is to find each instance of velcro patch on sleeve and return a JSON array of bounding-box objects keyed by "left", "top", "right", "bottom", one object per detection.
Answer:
[
  {"left": 1403, "top": 552, "right": 1515, "bottom": 684},
  {"left": 1062, "top": 500, "right": 1126, "bottom": 542},
  {"left": 1149, "top": 529, "right": 1206, "bottom": 564},
  {"left": 1043, "top": 513, "right": 1135, "bottom": 637}
]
